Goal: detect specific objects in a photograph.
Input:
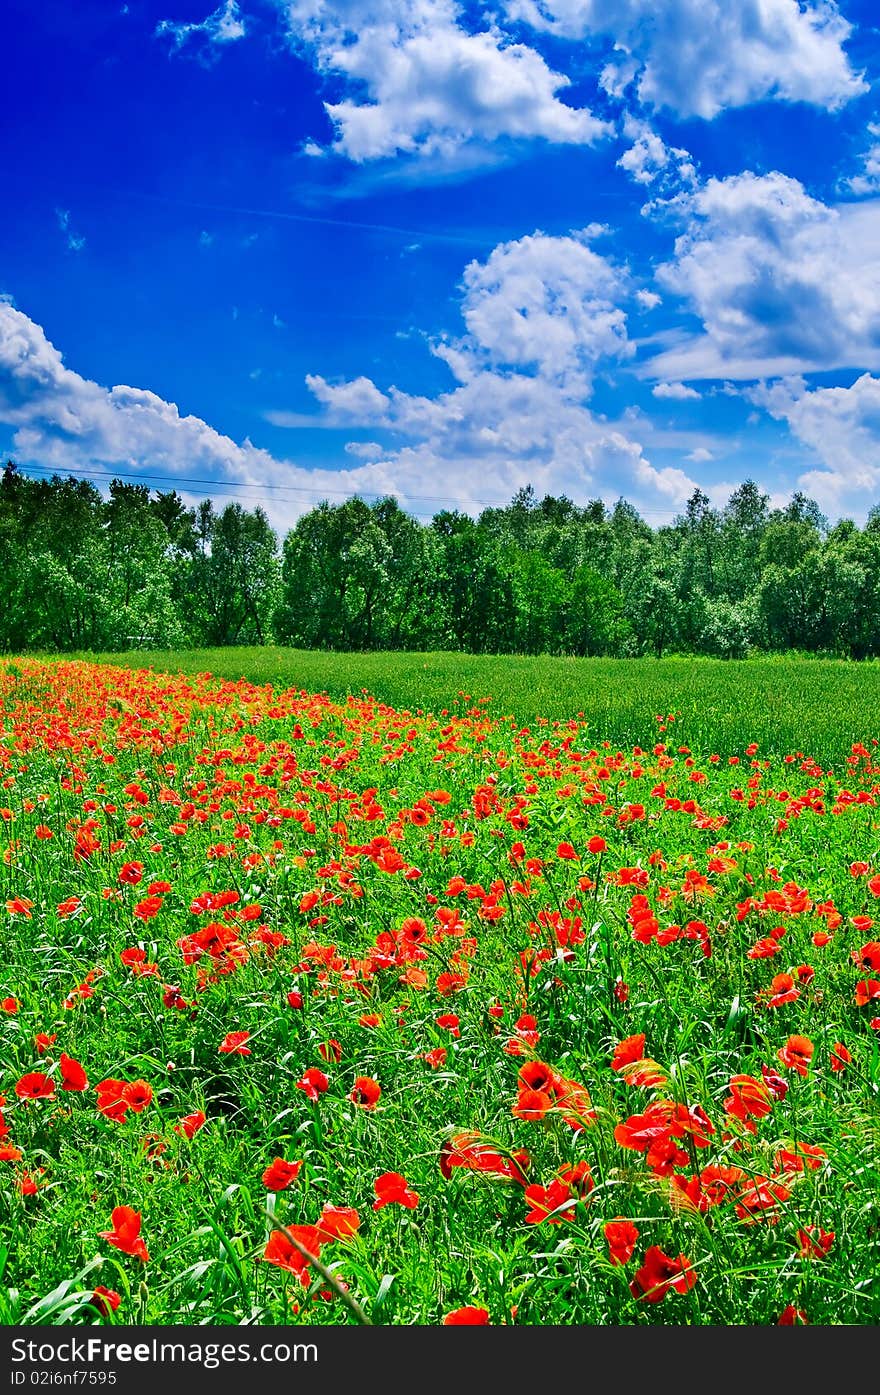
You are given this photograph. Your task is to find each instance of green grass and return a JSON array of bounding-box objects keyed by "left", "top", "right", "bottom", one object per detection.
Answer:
[{"left": 83, "top": 647, "right": 880, "bottom": 766}]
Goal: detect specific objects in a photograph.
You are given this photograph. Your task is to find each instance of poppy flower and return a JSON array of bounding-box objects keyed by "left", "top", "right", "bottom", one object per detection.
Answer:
[
  {"left": 218, "top": 1031, "right": 251, "bottom": 1055},
  {"left": 524, "top": 1179, "right": 575, "bottom": 1225},
  {"left": 315, "top": 1205, "right": 361, "bottom": 1240},
  {"left": 777, "top": 1035, "right": 814, "bottom": 1075},
  {"left": 98, "top": 1206, "right": 150, "bottom": 1261},
  {"left": 15, "top": 1072, "right": 55, "bottom": 1101},
  {"left": 439, "top": 1133, "right": 529, "bottom": 1186},
  {"left": 122, "top": 1080, "right": 152, "bottom": 1112},
  {"left": 604, "top": 1219, "right": 639, "bottom": 1265},
  {"left": 512, "top": 1088, "right": 554, "bottom": 1122},
  {"left": 1, "top": 997, "right": 18, "bottom": 1013},
  {"left": 0, "top": 1143, "right": 23, "bottom": 1162},
  {"left": 443, "top": 1307, "right": 490, "bottom": 1325},
  {"left": 263, "top": 1226, "right": 322, "bottom": 1276},
  {"left": 59, "top": 1054, "right": 88, "bottom": 1092},
  {"left": 518, "top": 1060, "right": 557, "bottom": 1094},
  {"left": 296, "top": 1067, "right": 330, "bottom": 1101},
  {"left": 424, "top": 1047, "right": 447, "bottom": 1069},
  {"left": 90, "top": 1287, "right": 122, "bottom": 1316},
  {"left": 350, "top": 1076, "right": 381, "bottom": 1109},
  {"left": 174, "top": 1110, "right": 207, "bottom": 1139},
  {"left": 96, "top": 1079, "right": 129, "bottom": 1122},
  {"left": 610, "top": 1034, "right": 646, "bottom": 1072},
  {"left": 317, "top": 1039, "right": 342, "bottom": 1064},
  {"left": 630, "top": 1246, "right": 697, "bottom": 1303},
  {"left": 35, "top": 1033, "right": 57, "bottom": 1053},
  {"left": 794, "top": 1225, "right": 834, "bottom": 1260},
  {"left": 262, "top": 1158, "right": 302, "bottom": 1191},
  {"left": 855, "top": 978, "right": 880, "bottom": 1006},
  {"left": 778, "top": 1305, "right": 809, "bottom": 1325},
  {"left": 436, "top": 1013, "right": 460, "bottom": 1036},
  {"left": 829, "top": 1043, "right": 851, "bottom": 1072},
  {"left": 373, "top": 1171, "right": 419, "bottom": 1210},
  {"left": 287, "top": 990, "right": 304, "bottom": 1009}
]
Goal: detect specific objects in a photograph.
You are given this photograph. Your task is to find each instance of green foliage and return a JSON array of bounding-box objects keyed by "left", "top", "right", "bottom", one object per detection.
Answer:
[{"left": 6, "top": 461, "right": 880, "bottom": 659}]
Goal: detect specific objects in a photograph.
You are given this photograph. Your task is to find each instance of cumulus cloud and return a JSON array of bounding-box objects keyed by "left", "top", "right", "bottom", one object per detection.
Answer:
[
  {"left": 647, "top": 174, "right": 880, "bottom": 380},
  {"left": 750, "top": 374, "right": 880, "bottom": 517},
  {"left": 294, "top": 227, "right": 702, "bottom": 515},
  {"left": 156, "top": 0, "right": 246, "bottom": 60},
  {"left": 846, "top": 122, "right": 880, "bottom": 196},
  {"left": 617, "top": 117, "right": 696, "bottom": 192},
  {"left": 0, "top": 294, "right": 700, "bottom": 530},
  {"left": 504, "top": 0, "right": 864, "bottom": 119},
  {"left": 279, "top": 0, "right": 609, "bottom": 161},
  {"left": 652, "top": 381, "right": 700, "bottom": 401},
  {"left": 450, "top": 228, "right": 630, "bottom": 390}
]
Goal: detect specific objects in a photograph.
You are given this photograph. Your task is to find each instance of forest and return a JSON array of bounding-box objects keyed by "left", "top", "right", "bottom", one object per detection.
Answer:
[{"left": 3, "top": 460, "right": 880, "bottom": 659}]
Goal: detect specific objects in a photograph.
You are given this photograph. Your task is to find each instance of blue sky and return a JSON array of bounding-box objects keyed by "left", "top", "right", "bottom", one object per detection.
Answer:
[{"left": 4, "top": 0, "right": 880, "bottom": 530}]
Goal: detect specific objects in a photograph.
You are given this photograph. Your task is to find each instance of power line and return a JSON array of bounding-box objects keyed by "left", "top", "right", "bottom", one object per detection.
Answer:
[{"left": 6, "top": 459, "right": 700, "bottom": 519}]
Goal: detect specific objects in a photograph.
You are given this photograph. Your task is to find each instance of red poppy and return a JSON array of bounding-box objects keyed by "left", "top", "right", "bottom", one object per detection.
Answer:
[
  {"left": 98, "top": 1206, "right": 150, "bottom": 1261},
  {"left": 317, "top": 1039, "right": 342, "bottom": 1064},
  {"left": 1, "top": 997, "right": 18, "bottom": 1013},
  {"left": 855, "top": 978, "right": 880, "bottom": 1006},
  {"left": 15, "top": 1072, "right": 55, "bottom": 1101},
  {"left": 439, "top": 1133, "right": 529, "bottom": 1185},
  {"left": 517, "top": 1060, "right": 557, "bottom": 1093},
  {"left": 122, "top": 1080, "right": 152, "bottom": 1112},
  {"left": 35, "top": 1033, "right": 57, "bottom": 1053},
  {"left": 778, "top": 1305, "right": 809, "bottom": 1325},
  {"left": 604, "top": 1219, "right": 640, "bottom": 1265},
  {"left": 373, "top": 1171, "right": 420, "bottom": 1210},
  {"left": 90, "top": 1287, "right": 122, "bottom": 1316},
  {"left": 263, "top": 1226, "right": 322, "bottom": 1276},
  {"left": 777, "top": 1035, "right": 814, "bottom": 1075},
  {"left": 59, "top": 1054, "right": 88, "bottom": 1092},
  {"left": 443, "top": 1306, "right": 490, "bottom": 1325},
  {"left": 524, "top": 1179, "right": 575, "bottom": 1225},
  {"left": 436, "top": 1013, "right": 460, "bottom": 1036},
  {"left": 118, "top": 862, "right": 144, "bottom": 885},
  {"left": 829, "top": 1042, "right": 851, "bottom": 1072},
  {"left": 174, "top": 1110, "right": 206, "bottom": 1139},
  {"left": 262, "top": 1158, "right": 302, "bottom": 1191},
  {"left": 315, "top": 1205, "right": 361, "bottom": 1241},
  {"left": 424, "top": 1047, "right": 447, "bottom": 1069},
  {"left": 797, "top": 1226, "right": 834, "bottom": 1259},
  {"left": 96, "top": 1079, "right": 129, "bottom": 1122},
  {"left": 630, "top": 1246, "right": 697, "bottom": 1303},
  {"left": 350, "top": 1076, "right": 381, "bottom": 1109},
  {"left": 512, "top": 1088, "right": 554, "bottom": 1122},
  {"left": 296, "top": 1067, "right": 329, "bottom": 1101},
  {"left": 218, "top": 1031, "right": 251, "bottom": 1055},
  {"left": 610, "top": 1034, "right": 646, "bottom": 1071}
]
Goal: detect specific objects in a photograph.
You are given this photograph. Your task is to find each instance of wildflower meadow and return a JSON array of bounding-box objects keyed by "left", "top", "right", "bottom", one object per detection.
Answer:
[{"left": 1, "top": 657, "right": 878, "bottom": 1327}]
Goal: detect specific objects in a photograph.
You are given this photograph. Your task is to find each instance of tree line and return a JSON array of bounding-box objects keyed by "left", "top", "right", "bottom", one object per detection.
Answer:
[{"left": 3, "top": 460, "right": 880, "bottom": 659}]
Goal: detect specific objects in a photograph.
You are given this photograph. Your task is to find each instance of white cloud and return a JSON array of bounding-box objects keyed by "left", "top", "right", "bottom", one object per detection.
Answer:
[
  {"left": 750, "top": 374, "right": 880, "bottom": 517},
  {"left": 652, "top": 381, "right": 700, "bottom": 400},
  {"left": 648, "top": 175, "right": 880, "bottom": 380},
  {"left": 450, "top": 228, "right": 630, "bottom": 390},
  {"left": 294, "top": 227, "right": 702, "bottom": 516},
  {"left": 635, "top": 289, "right": 661, "bottom": 310},
  {"left": 617, "top": 116, "right": 696, "bottom": 192},
  {"left": 846, "top": 122, "right": 880, "bottom": 196},
  {"left": 686, "top": 446, "right": 713, "bottom": 462},
  {"left": 55, "top": 208, "right": 86, "bottom": 254},
  {"left": 504, "top": 0, "right": 864, "bottom": 119},
  {"left": 280, "top": 0, "right": 609, "bottom": 161},
  {"left": 156, "top": 0, "right": 246, "bottom": 59}
]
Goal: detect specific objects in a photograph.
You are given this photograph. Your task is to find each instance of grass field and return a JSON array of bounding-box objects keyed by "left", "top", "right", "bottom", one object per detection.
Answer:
[
  {"left": 85, "top": 647, "right": 880, "bottom": 766},
  {"left": 2, "top": 653, "right": 879, "bottom": 1326}
]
